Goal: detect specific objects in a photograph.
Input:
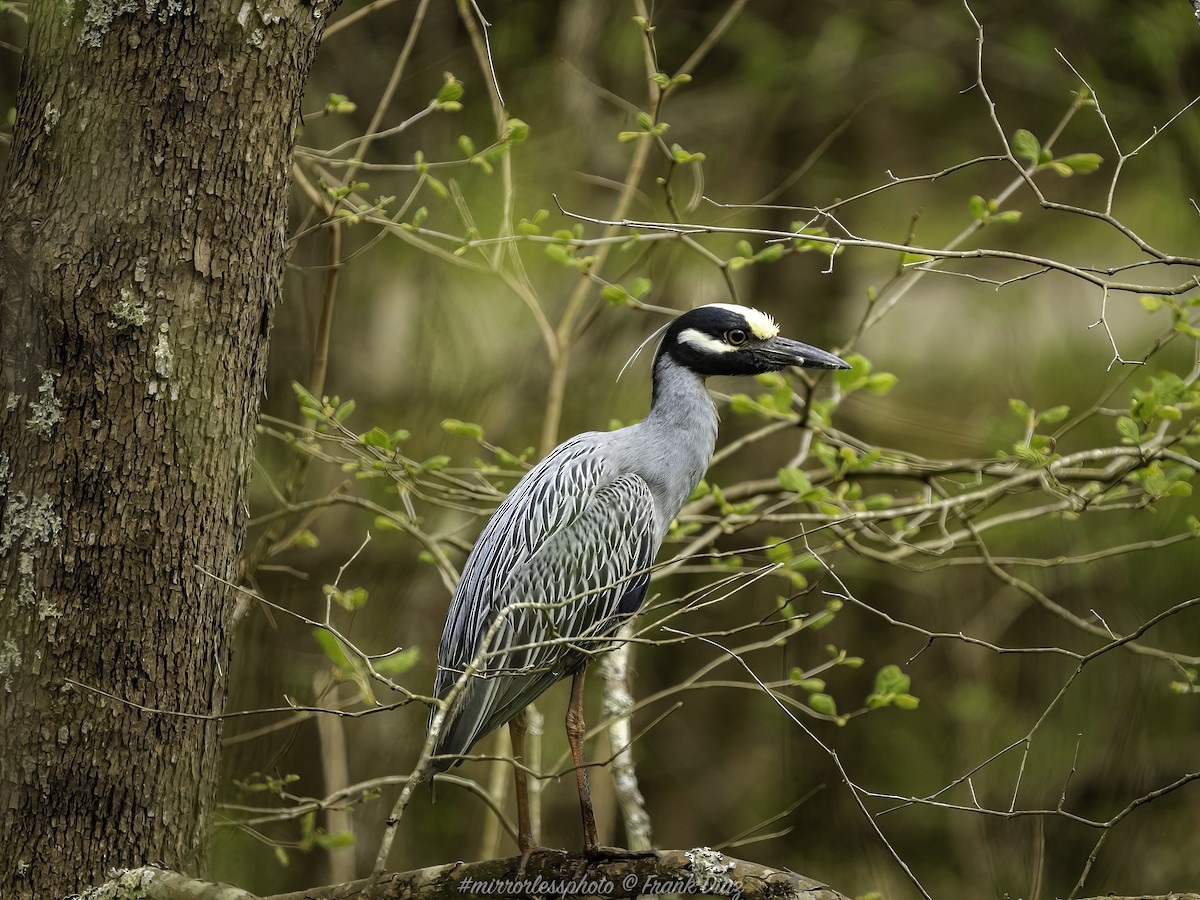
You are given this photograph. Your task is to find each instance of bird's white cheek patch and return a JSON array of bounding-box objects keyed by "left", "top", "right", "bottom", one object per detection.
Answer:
[{"left": 678, "top": 327, "right": 736, "bottom": 354}]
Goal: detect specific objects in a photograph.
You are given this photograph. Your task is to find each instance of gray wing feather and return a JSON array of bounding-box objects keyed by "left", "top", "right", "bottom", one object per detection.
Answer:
[{"left": 429, "top": 435, "right": 656, "bottom": 769}]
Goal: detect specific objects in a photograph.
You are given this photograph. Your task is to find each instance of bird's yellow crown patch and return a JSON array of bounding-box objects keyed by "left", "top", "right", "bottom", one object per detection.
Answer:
[{"left": 707, "top": 303, "right": 780, "bottom": 340}]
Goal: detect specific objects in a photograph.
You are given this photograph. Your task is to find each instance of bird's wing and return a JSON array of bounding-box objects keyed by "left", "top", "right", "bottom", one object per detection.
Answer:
[{"left": 429, "top": 436, "right": 656, "bottom": 767}]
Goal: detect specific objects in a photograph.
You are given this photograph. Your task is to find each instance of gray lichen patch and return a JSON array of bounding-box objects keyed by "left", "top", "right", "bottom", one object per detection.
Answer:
[
  {"left": 0, "top": 492, "right": 63, "bottom": 555},
  {"left": 26, "top": 370, "right": 64, "bottom": 437},
  {"left": 79, "top": 0, "right": 139, "bottom": 47},
  {"left": 43, "top": 104, "right": 61, "bottom": 135},
  {"left": 149, "top": 321, "right": 178, "bottom": 400},
  {"left": 153, "top": 322, "right": 173, "bottom": 378},
  {"left": 76, "top": 0, "right": 185, "bottom": 47},
  {"left": 0, "top": 492, "right": 64, "bottom": 616},
  {"left": 108, "top": 289, "right": 150, "bottom": 331},
  {"left": 144, "top": 0, "right": 184, "bottom": 24},
  {"left": 0, "top": 636, "right": 21, "bottom": 693},
  {"left": 685, "top": 847, "right": 739, "bottom": 897}
]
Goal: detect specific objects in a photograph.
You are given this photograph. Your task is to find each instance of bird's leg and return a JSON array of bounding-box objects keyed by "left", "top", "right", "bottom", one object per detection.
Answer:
[
  {"left": 566, "top": 667, "right": 600, "bottom": 853},
  {"left": 509, "top": 710, "right": 538, "bottom": 873}
]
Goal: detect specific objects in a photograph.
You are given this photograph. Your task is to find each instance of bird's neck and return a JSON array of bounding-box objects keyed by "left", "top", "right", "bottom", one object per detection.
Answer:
[
  {"left": 647, "top": 352, "right": 719, "bottom": 437},
  {"left": 624, "top": 353, "right": 719, "bottom": 537}
]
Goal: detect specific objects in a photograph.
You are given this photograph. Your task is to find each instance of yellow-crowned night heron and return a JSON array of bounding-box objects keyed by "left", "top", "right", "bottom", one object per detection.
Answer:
[{"left": 423, "top": 303, "right": 848, "bottom": 857}]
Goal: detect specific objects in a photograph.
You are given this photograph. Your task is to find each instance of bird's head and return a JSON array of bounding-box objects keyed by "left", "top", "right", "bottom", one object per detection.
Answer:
[{"left": 659, "top": 303, "right": 849, "bottom": 377}]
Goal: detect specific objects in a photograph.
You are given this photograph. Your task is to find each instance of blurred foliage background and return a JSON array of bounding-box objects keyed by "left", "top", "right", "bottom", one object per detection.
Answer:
[{"left": 3, "top": 1, "right": 1198, "bottom": 898}]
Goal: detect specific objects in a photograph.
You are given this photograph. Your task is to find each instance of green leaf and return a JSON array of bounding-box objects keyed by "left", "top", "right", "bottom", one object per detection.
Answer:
[
  {"left": 504, "top": 118, "right": 529, "bottom": 142},
  {"left": 313, "top": 628, "right": 353, "bottom": 671},
  {"left": 1039, "top": 405, "right": 1070, "bottom": 425},
  {"left": 628, "top": 277, "right": 652, "bottom": 299},
  {"left": 375, "top": 646, "right": 420, "bottom": 677},
  {"left": 457, "top": 134, "right": 476, "bottom": 156},
  {"left": 874, "top": 664, "right": 911, "bottom": 695},
  {"left": 442, "top": 418, "right": 484, "bottom": 440},
  {"left": 293, "top": 529, "right": 319, "bottom": 549},
  {"left": 729, "top": 393, "right": 762, "bottom": 417},
  {"left": 1012, "top": 442, "right": 1049, "bottom": 467},
  {"left": 325, "top": 585, "right": 368, "bottom": 611},
  {"left": 324, "top": 93, "right": 357, "bottom": 114},
  {"left": 360, "top": 427, "right": 393, "bottom": 450},
  {"left": 1057, "top": 152, "right": 1102, "bottom": 174},
  {"left": 766, "top": 540, "right": 793, "bottom": 566},
  {"left": 795, "top": 677, "right": 826, "bottom": 693},
  {"left": 635, "top": 111, "right": 654, "bottom": 131},
  {"left": 807, "top": 610, "right": 835, "bottom": 631},
  {"left": 1167, "top": 481, "right": 1192, "bottom": 497},
  {"left": 332, "top": 398, "right": 356, "bottom": 423},
  {"left": 601, "top": 284, "right": 631, "bottom": 306},
  {"left": 292, "top": 381, "right": 320, "bottom": 410},
  {"left": 670, "top": 143, "right": 706, "bottom": 164},
  {"left": 988, "top": 210, "right": 1022, "bottom": 225},
  {"left": 808, "top": 693, "right": 837, "bottom": 716},
  {"left": 1116, "top": 416, "right": 1142, "bottom": 442},
  {"left": 1174, "top": 320, "right": 1200, "bottom": 339},
  {"left": 1009, "top": 398, "right": 1031, "bottom": 420},
  {"left": 778, "top": 467, "right": 813, "bottom": 495},
  {"left": 893, "top": 693, "right": 921, "bottom": 711},
  {"left": 791, "top": 226, "right": 836, "bottom": 255},
  {"left": 437, "top": 77, "right": 464, "bottom": 104},
  {"left": 1140, "top": 295, "right": 1164, "bottom": 312},
  {"left": 1012, "top": 128, "right": 1041, "bottom": 162},
  {"left": 865, "top": 373, "right": 898, "bottom": 395},
  {"left": 313, "top": 629, "right": 374, "bottom": 703},
  {"left": 968, "top": 195, "right": 988, "bottom": 222},
  {"left": 316, "top": 831, "right": 356, "bottom": 850}
]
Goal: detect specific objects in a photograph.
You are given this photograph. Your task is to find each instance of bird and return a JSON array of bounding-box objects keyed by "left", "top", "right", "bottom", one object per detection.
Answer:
[{"left": 422, "top": 303, "right": 848, "bottom": 860}]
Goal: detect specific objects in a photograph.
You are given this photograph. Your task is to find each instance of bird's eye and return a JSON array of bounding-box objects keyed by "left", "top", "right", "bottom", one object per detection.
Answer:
[{"left": 725, "top": 329, "right": 748, "bottom": 346}]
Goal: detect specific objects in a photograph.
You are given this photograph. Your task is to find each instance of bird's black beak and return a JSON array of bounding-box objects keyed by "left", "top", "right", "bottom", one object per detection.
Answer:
[{"left": 755, "top": 335, "right": 850, "bottom": 371}]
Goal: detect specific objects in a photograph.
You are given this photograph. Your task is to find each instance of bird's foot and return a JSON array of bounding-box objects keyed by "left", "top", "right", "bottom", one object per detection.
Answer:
[{"left": 515, "top": 840, "right": 544, "bottom": 878}]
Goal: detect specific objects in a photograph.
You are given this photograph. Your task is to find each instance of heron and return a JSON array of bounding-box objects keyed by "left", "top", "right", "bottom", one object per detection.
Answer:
[{"left": 422, "top": 303, "right": 848, "bottom": 859}]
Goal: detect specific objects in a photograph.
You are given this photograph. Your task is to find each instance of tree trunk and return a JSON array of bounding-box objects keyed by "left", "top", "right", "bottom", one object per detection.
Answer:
[{"left": 0, "top": 0, "right": 336, "bottom": 896}]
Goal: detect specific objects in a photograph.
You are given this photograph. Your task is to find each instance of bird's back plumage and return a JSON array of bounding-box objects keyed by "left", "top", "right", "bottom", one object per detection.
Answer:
[{"left": 429, "top": 434, "right": 657, "bottom": 770}]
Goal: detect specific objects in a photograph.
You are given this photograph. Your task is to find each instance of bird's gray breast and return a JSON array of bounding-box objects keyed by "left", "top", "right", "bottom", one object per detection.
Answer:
[{"left": 601, "top": 418, "right": 717, "bottom": 542}]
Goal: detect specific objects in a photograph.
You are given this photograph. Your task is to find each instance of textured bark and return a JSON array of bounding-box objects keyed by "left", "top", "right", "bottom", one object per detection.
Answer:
[{"left": 0, "top": 0, "right": 336, "bottom": 896}]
